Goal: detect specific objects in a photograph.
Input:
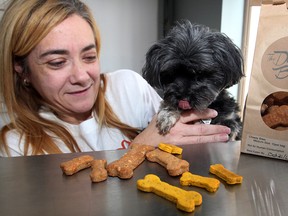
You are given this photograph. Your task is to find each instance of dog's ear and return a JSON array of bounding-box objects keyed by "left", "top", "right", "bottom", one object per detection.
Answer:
[
  {"left": 142, "top": 44, "right": 163, "bottom": 88},
  {"left": 212, "top": 32, "right": 245, "bottom": 88}
]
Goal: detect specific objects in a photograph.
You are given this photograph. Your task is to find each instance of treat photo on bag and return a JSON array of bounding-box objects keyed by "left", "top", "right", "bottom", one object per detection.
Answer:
[
  {"left": 142, "top": 20, "right": 244, "bottom": 140},
  {"left": 261, "top": 91, "right": 288, "bottom": 130}
]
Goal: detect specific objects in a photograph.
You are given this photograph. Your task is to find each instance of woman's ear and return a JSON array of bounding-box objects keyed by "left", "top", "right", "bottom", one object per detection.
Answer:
[
  {"left": 14, "top": 60, "right": 31, "bottom": 87},
  {"left": 14, "top": 61, "right": 24, "bottom": 74}
]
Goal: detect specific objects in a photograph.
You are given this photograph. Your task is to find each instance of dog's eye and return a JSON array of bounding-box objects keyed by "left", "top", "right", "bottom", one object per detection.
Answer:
[{"left": 160, "top": 73, "right": 175, "bottom": 84}]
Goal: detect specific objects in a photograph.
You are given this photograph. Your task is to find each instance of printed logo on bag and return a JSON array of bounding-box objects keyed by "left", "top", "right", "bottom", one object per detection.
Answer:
[{"left": 262, "top": 36, "right": 288, "bottom": 89}]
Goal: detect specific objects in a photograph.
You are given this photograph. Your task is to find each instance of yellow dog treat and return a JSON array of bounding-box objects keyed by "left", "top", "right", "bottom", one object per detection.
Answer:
[
  {"left": 158, "top": 143, "right": 183, "bottom": 155},
  {"left": 209, "top": 164, "right": 243, "bottom": 184},
  {"left": 137, "top": 174, "right": 202, "bottom": 213},
  {"left": 60, "top": 155, "right": 94, "bottom": 175},
  {"left": 180, "top": 171, "right": 220, "bottom": 192}
]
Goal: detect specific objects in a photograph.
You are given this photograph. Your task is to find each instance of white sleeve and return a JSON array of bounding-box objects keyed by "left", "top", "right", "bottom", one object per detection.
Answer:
[
  {"left": 105, "top": 69, "right": 162, "bottom": 129},
  {"left": 0, "top": 130, "right": 27, "bottom": 157}
]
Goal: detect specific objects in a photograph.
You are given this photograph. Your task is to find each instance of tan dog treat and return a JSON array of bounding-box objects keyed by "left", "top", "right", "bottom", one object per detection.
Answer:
[
  {"left": 106, "top": 144, "right": 155, "bottom": 179},
  {"left": 180, "top": 171, "right": 220, "bottom": 192},
  {"left": 158, "top": 143, "right": 183, "bottom": 155},
  {"left": 272, "top": 92, "right": 288, "bottom": 103},
  {"left": 267, "top": 105, "right": 279, "bottom": 114},
  {"left": 60, "top": 155, "right": 94, "bottom": 175},
  {"left": 146, "top": 148, "right": 189, "bottom": 176},
  {"left": 263, "top": 96, "right": 275, "bottom": 107},
  {"left": 262, "top": 105, "right": 288, "bottom": 128},
  {"left": 209, "top": 164, "right": 243, "bottom": 184},
  {"left": 90, "top": 159, "right": 108, "bottom": 183},
  {"left": 137, "top": 174, "right": 202, "bottom": 213}
]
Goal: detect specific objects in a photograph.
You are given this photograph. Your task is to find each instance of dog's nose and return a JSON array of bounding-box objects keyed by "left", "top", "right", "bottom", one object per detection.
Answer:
[{"left": 178, "top": 100, "right": 191, "bottom": 110}]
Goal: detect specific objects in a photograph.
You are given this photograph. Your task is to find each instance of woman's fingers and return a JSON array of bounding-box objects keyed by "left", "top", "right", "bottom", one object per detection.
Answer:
[
  {"left": 179, "top": 109, "right": 218, "bottom": 123},
  {"left": 167, "top": 117, "right": 231, "bottom": 145},
  {"left": 167, "top": 124, "right": 230, "bottom": 145},
  {"left": 175, "top": 132, "right": 230, "bottom": 145},
  {"left": 170, "top": 115, "right": 231, "bottom": 135}
]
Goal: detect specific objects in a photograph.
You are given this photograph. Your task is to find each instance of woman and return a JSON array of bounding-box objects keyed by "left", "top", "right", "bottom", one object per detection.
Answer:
[{"left": 0, "top": 0, "right": 231, "bottom": 157}]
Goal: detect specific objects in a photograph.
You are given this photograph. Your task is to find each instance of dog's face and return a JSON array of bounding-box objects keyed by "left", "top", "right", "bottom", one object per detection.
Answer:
[
  {"left": 159, "top": 67, "right": 227, "bottom": 111},
  {"left": 142, "top": 20, "right": 244, "bottom": 111}
]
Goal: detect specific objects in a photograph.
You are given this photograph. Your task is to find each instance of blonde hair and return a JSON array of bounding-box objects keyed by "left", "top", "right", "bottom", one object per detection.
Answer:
[{"left": 0, "top": 0, "right": 140, "bottom": 156}]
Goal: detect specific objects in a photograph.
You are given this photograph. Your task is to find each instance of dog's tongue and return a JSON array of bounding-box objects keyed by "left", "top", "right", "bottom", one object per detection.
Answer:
[{"left": 178, "top": 100, "right": 191, "bottom": 110}]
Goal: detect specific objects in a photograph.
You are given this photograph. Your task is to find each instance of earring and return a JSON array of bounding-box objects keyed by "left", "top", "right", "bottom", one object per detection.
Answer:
[{"left": 23, "top": 78, "right": 30, "bottom": 87}]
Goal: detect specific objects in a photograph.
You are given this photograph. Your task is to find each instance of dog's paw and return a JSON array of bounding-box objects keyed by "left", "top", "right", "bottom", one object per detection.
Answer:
[
  {"left": 156, "top": 109, "right": 180, "bottom": 135},
  {"left": 156, "top": 120, "right": 174, "bottom": 135}
]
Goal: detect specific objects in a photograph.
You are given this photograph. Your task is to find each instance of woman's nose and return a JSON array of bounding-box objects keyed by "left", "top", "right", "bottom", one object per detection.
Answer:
[{"left": 69, "top": 61, "right": 90, "bottom": 84}]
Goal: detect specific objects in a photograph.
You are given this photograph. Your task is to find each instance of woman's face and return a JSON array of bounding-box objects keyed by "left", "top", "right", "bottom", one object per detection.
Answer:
[{"left": 26, "top": 14, "right": 100, "bottom": 124}]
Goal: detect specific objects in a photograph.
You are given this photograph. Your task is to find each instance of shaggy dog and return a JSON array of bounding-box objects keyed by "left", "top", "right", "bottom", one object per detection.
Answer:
[{"left": 142, "top": 20, "right": 244, "bottom": 140}]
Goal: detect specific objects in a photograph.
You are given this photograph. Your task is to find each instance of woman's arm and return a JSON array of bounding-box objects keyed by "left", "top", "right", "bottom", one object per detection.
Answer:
[{"left": 132, "top": 109, "right": 231, "bottom": 146}]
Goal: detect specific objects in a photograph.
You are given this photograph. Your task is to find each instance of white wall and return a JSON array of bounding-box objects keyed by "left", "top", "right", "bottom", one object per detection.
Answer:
[
  {"left": 221, "top": 0, "right": 245, "bottom": 100},
  {"left": 83, "top": 0, "right": 159, "bottom": 74}
]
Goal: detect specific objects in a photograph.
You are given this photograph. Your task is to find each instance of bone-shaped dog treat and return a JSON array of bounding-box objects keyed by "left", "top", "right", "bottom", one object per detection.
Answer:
[
  {"left": 180, "top": 171, "right": 220, "bottom": 192},
  {"left": 146, "top": 148, "right": 189, "bottom": 176},
  {"left": 60, "top": 155, "right": 94, "bottom": 175},
  {"left": 158, "top": 143, "right": 183, "bottom": 155},
  {"left": 137, "top": 174, "right": 202, "bottom": 212},
  {"left": 262, "top": 105, "right": 288, "bottom": 128},
  {"left": 106, "top": 144, "right": 155, "bottom": 179},
  {"left": 90, "top": 159, "right": 108, "bottom": 183},
  {"left": 209, "top": 164, "right": 243, "bottom": 184}
]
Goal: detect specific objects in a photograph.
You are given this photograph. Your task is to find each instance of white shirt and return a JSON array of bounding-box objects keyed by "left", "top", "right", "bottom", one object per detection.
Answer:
[{"left": 1, "top": 69, "right": 162, "bottom": 157}]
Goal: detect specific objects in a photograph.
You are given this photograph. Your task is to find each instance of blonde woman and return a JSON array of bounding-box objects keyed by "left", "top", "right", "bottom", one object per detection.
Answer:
[{"left": 0, "top": 0, "right": 231, "bottom": 157}]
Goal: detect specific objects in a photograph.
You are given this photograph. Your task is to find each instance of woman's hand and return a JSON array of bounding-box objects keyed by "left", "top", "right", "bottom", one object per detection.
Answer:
[{"left": 133, "top": 109, "right": 231, "bottom": 146}]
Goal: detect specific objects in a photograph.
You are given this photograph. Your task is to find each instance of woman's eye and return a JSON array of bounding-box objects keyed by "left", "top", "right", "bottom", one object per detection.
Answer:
[
  {"left": 84, "top": 55, "right": 97, "bottom": 62},
  {"left": 47, "top": 60, "right": 66, "bottom": 69}
]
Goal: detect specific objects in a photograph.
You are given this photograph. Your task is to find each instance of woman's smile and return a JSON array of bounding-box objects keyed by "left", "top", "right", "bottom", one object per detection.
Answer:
[{"left": 67, "top": 83, "right": 94, "bottom": 95}]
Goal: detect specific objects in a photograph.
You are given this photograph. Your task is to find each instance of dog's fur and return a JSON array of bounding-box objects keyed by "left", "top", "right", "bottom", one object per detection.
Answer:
[{"left": 142, "top": 20, "right": 244, "bottom": 140}]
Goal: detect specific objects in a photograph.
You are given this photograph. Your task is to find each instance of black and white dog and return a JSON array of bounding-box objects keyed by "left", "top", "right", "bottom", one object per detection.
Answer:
[{"left": 142, "top": 20, "right": 244, "bottom": 140}]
